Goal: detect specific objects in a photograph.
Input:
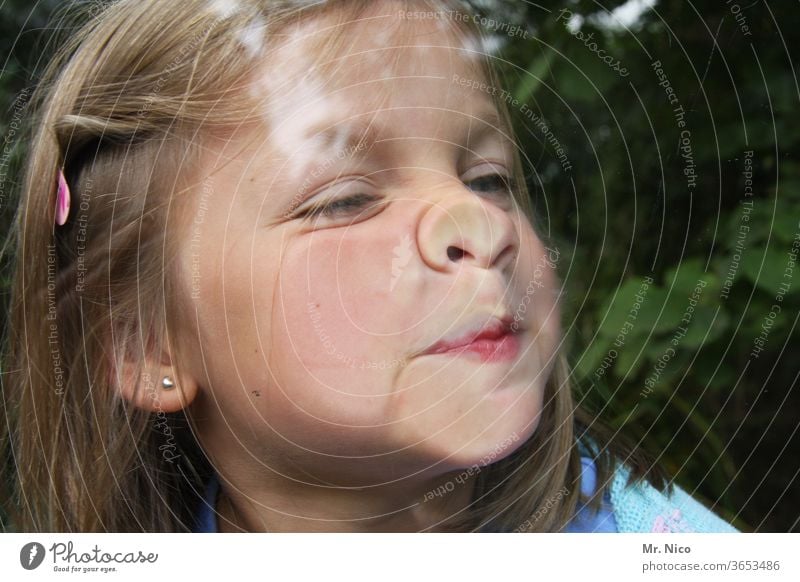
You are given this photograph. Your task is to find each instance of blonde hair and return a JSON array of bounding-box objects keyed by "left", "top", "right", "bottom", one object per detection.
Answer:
[{"left": 1, "top": 0, "right": 665, "bottom": 532}]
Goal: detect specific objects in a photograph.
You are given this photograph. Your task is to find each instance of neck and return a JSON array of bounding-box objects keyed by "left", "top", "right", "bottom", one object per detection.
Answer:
[{"left": 213, "top": 467, "right": 477, "bottom": 533}]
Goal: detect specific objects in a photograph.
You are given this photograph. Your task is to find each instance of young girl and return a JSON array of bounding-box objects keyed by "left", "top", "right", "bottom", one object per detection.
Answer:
[{"left": 1, "top": 0, "right": 737, "bottom": 533}]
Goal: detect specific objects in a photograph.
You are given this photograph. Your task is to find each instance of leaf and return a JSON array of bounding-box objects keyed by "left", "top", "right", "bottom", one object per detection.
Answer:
[
  {"left": 771, "top": 187, "right": 800, "bottom": 243},
  {"left": 665, "top": 259, "right": 719, "bottom": 300},
  {"left": 573, "top": 334, "right": 613, "bottom": 380},
  {"left": 596, "top": 277, "right": 655, "bottom": 339},
  {"left": 740, "top": 244, "right": 793, "bottom": 296},
  {"left": 614, "top": 340, "right": 648, "bottom": 378},
  {"left": 643, "top": 287, "right": 691, "bottom": 335},
  {"left": 679, "top": 306, "right": 730, "bottom": 348},
  {"left": 512, "top": 49, "right": 555, "bottom": 104},
  {"left": 638, "top": 338, "right": 694, "bottom": 393},
  {"left": 773, "top": 212, "right": 800, "bottom": 243}
]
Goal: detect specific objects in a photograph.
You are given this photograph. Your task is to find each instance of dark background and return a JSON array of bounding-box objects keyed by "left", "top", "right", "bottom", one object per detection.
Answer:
[{"left": 1, "top": 0, "right": 798, "bottom": 532}]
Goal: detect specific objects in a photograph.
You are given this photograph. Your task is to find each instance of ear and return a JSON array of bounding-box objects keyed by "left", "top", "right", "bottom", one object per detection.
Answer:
[{"left": 112, "top": 340, "right": 199, "bottom": 414}]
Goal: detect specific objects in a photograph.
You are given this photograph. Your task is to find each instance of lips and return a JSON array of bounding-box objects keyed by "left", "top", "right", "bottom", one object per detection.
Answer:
[{"left": 421, "top": 315, "right": 523, "bottom": 362}]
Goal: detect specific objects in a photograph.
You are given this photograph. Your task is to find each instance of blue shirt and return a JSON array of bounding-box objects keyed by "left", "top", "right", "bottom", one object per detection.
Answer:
[
  {"left": 563, "top": 456, "right": 618, "bottom": 532},
  {"left": 192, "top": 456, "right": 616, "bottom": 533}
]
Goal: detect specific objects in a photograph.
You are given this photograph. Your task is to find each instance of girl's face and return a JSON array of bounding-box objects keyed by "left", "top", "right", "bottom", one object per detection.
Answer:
[{"left": 177, "top": 8, "right": 561, "bottom": 486}]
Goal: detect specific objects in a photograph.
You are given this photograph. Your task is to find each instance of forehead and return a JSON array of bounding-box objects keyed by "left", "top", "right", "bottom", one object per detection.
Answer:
[{"left": 252, "top": 7, "right": 497, "bottom": 135}]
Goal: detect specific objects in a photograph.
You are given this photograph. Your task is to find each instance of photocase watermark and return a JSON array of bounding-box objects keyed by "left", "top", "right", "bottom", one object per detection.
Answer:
[
  {"left": 594, "top": 275, "right": 654, "bottom": 380},
  {"left": 86, "top": 0, "right": 111, "bottom": 20},
  {"left": 143, "top": 372, "right": 181, "bottom": 464},
  {"left": 43, "top": 540, "right": 157, "bottom": 574},
  {"left": 306, "top": 302, "right": 408, "bottom": 371},
  {"left": 136, "top": 8, "right": 235, "bottom": 119},
  {"left": 510, "top": 246, "right": 560, "bottom": 333},
  {"left": 651, "top": 60, "right": 697, "bottom": 191},
  {"left": 556, "top": 9, "right": 629, "bottom": 77},
  {"left": 423, "top": 432, "right": 521, "bottom": 502},
  {"left": 20, "top": 542, "right": 46, "bottom": 570},
  {"left": 640, "top": 278, "right": 707, "bottom": 398},
  {"left": 46, "top": 243, "right": 66, "bottom": 396},
  {"left": 677, "top": 127, "right": 697, "bottom": 190},
  {"left": 190, "top": 177, "right": 214, "bottom": 300},
  {"left": 721, "top": 150, "right": 755, "bottom": 300},
  {"left": 513, "top": 486, "right": 570, "bottom": 532},
  {"left": 74, "top": 179, "right": 94, "bottom": 293},
  {"left": 726, "top": 0, "right": 753, "bottom": 37},
  {"left": 750, "top": 221, "right": 799, "bottom": 359},
  {"left": 398, "top": 9, "right": 529, "bottom": 40},
  {"left": 452, "top": 73, "right": 573, "bottom": 172},
  {"left": 0, "top": 87, "right": 31, "bottom": 213}
]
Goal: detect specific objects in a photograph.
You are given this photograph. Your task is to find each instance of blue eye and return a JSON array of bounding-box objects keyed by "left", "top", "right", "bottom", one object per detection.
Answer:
[{"left": 465, "top": 173, "right": 516, "bottom": 195}]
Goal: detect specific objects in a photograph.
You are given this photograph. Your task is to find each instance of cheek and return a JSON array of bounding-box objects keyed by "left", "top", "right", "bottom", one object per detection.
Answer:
[
  {"left": 269, "top": 226, "right": 409, "bottom": 399},
  {"left": 278, "top": 222, "right": 429, "bottom": 341}
]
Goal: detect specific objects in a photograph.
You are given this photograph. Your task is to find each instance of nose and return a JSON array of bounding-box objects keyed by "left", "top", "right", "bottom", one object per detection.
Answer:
[{"left": 417, "top": 189, "right": 519, "bottom": 275}]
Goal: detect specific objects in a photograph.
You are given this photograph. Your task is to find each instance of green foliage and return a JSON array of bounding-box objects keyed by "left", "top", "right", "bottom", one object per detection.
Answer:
[{"left": 489, "top": 0, "right": 799, "bottom": 531}]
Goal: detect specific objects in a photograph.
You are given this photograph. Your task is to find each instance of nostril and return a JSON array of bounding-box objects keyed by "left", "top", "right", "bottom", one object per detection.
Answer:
[{"left": 447, "top": 246, "right": 466, "bottom": 261}]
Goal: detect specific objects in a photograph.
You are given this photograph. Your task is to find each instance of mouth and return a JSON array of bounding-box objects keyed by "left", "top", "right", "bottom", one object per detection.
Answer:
[{"left": 421, "top": 316, "right": 523, "bottom": 363}]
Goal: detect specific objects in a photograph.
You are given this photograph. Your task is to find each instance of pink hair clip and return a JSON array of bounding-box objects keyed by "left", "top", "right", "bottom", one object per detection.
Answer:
[{"left": 55, "top": 169, "right": 71, "bottom": 226}]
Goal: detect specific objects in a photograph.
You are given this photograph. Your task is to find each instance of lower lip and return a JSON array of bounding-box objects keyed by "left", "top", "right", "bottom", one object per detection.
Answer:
[{"left": 430, "top": 333, "right": 521, "bottom": 363}]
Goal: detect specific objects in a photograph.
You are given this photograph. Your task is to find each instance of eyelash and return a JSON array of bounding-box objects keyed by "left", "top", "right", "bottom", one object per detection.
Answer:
[
  {"left": 466, "top": 173, "right": 517, "bottom": 196},
  {"left": 299, "top": 173, "right": 517, "bottom": 220},
  {"left": 303, "top": 193, "right": 381, "bottom": 219}
]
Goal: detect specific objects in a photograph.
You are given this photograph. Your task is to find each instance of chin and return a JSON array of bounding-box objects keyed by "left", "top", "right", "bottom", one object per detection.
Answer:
[{"left": 419, "top": 412, "right": 540, "bottom": 475}]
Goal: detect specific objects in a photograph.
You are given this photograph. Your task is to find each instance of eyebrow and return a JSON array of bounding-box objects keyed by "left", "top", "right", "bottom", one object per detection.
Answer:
[
  {"left": 302, "top": 119, "right": 381, "bottom": 158},
  {"left": 301, "top": 107, "right": 511, "bottom": 157},
  {"left": 464, "top": 108, "right": 515, "bottom": 148},
  {"left": 469, "top": 109, "right": 503, "bottom": 131}
]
